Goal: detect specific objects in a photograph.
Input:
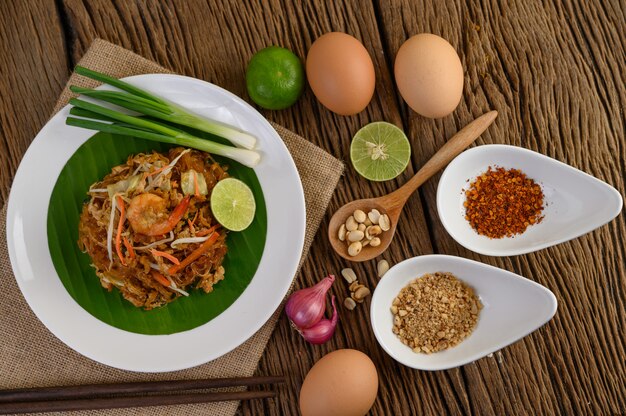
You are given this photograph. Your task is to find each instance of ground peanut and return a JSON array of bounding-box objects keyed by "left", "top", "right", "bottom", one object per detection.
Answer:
[{"left": 391, "top": 272, "right": 482, "bottom": 354}]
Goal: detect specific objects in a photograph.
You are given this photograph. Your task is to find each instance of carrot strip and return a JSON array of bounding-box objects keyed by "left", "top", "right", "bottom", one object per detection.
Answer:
[
  {"left": 151, "top": 249, "right": 181, "bottom": 265},
  {"left": 150, "top": 270, "right": 171, "bottom": 287},
  {"left": 188, "top": 211, "right": 199, "bottom": 234},
  {"left": 115, "top": 195, "right": 126, "bottom": 266},
  {"left": 122, "top": 236, "right": 135, "bottom": 259},
  {"left": 146, "top": 165, "right": 168, "bottom": 178},
  {"left": 193, "top": 171, "right": 200, "bottom": 197},
  {"left": 167, "top": 231, "right": 219, "bottom": 275},
  {"left": 187, "top": 219, "right": 195, "bottom": 234},
  {"left": 195, "top": 224, "right": 219, "bottom": 237}
]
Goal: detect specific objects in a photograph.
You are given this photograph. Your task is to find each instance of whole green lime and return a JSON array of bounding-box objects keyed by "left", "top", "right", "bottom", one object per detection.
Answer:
[{"left": 246, "top": 46, "right": 305, "bottom": 110}]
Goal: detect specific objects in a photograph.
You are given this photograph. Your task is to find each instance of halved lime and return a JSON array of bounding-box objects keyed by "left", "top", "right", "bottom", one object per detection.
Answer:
[
  {"left": 210, "top": 178, "right": 256, "bottom": 231},
  {"left": 350, "top": 122, "right": 411, "bottom": 181},
  {"left": 246, "top": 46, "right": 305, "bottom": 110}
]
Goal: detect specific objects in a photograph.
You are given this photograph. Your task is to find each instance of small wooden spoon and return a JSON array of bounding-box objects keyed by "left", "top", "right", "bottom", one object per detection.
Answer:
[{"left": 328, "top": 110, "right": 498, "bottom": 262}]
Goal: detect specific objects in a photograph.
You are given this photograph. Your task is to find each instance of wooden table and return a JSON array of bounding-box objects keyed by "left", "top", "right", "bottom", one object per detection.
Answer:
[{"left": 1, "top": 1, "right": 624, "bottom": 414}]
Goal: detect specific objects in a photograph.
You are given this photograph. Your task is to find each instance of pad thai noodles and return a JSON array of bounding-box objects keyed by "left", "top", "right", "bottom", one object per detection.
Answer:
[{"left": 78, "top": 147, "right": 228, "bottom": 310}]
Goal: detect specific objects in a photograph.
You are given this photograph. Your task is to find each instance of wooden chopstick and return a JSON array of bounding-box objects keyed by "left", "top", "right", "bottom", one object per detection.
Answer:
[
  {"left": 0, "top": 390, "right": 276, "bottom": 414},
  {"left": 0, "top": 376, "right": 285, "bottom": 414},
  {"left": 0, "top": 375, "right": 285, "bottom": 403}
]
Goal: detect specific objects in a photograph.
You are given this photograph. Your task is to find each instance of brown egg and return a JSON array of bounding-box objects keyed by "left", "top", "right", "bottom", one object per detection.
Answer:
[
  {"left": 299, "top": 349, "right": 378, "bottom": 416},
  {"left": 306, "top": 32, "right": 376, "bottom": 115},
  {"left": 394, "top": 33, "right": 464, "bottom": 118}
]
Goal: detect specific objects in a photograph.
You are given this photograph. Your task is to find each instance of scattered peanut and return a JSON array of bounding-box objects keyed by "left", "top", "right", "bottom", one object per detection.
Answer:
[
  {"left": 341, "top": 270, "right": 373, "bottom": 310},
  {"left": 377, "top": 259, "right": 390, "bottom": 277},
  {"left": 341, "top": 268, "right": 357, "bottom": 284},
  {"left": 353, "top": 286, "right": 371, "bottom": 300},
  {"left": 351, "top": 283, "right": 365, "bottom": 292},
  {"left": 344, "top": 297, "right": 357, "bottom": 310},
  {"left": 339, "top": 208, "right": 392, "bottom": 256}
]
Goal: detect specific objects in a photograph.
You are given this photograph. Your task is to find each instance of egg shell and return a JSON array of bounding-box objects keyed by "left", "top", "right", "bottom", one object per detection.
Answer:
[
  {"left": 299, "top": 349, "right": 379, "bottom": 416},
  {"left": 394, "top": 33, "right": 464, "bottom": 118},
  {"left": 306, "top": 32, "right": 376, "bottom": 116}
]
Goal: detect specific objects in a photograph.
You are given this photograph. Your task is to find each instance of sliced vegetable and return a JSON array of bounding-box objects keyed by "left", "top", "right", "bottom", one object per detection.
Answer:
[
  {"left": 133, "top": 231, "right": 174, "bottom": 251},
  {"left": 122, "top": 236, "right": 135, "bottom": 259},
  {"left": 181, "top": 169, "right": 208, "bottom": 196},
  {"left": 187, "top": 219, "right": 195, "bottom": 234},
  {"left": 106, "top": 195, "right": 118, "bottom": 265},
  {"left": 150, "top": 249, "right": 181, "bottom": 265},
  {"left": 188, "top": 211, "right": 199, "bottom": 234},
  {"left": 145, "top": 164, "right": 169, "bottom": 178},
  {"left": 167, "top": 231, "right": 220, "bottom": 275},
  {"left": 152, "top": 268, "right": 189, "bottom": 296},
  {"left": 194, "top": 224, "right": 219, "bottom": 237},
  {"left": 194, "top": 172, "right": 199, "bottom": 197},
  {"left": 150, "top": 270, "right": 171, "bottom": 287},
  {"left": 171, "top": 236, "right": 210, "bottom": 249},
  {"left": 166, "top": 277, "right": 190, "bottom": 297},
  {"left": 145, "top": 149, "right": 190, "bottom": 192},
  {"left": 115, "top": 195, "right": 126, "bottom": 266},
  {"left": 107, "top": 174, "right": 142, "bottom": 198}
]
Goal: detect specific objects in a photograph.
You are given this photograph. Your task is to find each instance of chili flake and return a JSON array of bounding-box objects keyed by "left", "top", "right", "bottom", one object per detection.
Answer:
[{"left": 464, "top": 166, "right": 544, "bottom": 238}]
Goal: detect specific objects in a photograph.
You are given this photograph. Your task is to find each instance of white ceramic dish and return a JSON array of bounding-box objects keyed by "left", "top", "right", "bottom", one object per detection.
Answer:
[
  {"left": 6, "top": 74, "right": 306, "bottom": 372},
  {"left": 370, "top": 255, "right": 557, "bottom": 371},
  {"left": 437, "top": 145, "right": 623, "bottom": 256}
]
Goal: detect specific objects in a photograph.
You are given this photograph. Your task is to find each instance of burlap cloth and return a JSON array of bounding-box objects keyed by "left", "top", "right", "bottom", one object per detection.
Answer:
[{"left": 0, "top": 39, "right": 343, "bottom": 415}]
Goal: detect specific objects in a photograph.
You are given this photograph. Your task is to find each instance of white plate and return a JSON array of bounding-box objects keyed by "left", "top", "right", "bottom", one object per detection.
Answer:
[
  {"left": 437, "top": 145, "right": 623, "bottom": 256},
  {"left": 6, "top": 74, "right": 306, "bottom": 372},
  {"left": 370, "top": 255, "right": 557, "bottom": 371}
]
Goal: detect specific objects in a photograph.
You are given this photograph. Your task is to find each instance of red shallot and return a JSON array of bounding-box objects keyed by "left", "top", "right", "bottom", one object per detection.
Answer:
[
  {"left": 298, "top": 296, "right": 338, "bottom": 344},
  {"left": 285, "top": 275, "right": 335, "bottom": 329}
]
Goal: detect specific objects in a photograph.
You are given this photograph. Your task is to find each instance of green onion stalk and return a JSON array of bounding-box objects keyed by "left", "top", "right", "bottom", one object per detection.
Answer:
[{"left": 65, "top": 66, "right": 260, "bottom": 168}]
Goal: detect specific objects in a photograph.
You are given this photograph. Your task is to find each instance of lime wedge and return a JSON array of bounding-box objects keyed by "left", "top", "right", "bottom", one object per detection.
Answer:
[
  {"left": 350, "top": 122, "right": 411, "bottom": 181},
  {"left": 210, "top": 178, "right": 256, "bottom": 231}
]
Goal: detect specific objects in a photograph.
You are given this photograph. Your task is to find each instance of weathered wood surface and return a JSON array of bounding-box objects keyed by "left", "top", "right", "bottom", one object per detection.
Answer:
[{"left": 0, "top": 0, "right": 624, "bottom": 415}]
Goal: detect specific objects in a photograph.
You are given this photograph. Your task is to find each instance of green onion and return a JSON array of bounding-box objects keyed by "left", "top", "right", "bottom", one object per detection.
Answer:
[
  {"left": 65, "top": 67, "right": 262, "bottom": 167},
  {"left": 67, "top": 103, "right": 260, "bottom": 168},
  {"left": 72, "top": 66, "right": 257, "bottom": 150}
]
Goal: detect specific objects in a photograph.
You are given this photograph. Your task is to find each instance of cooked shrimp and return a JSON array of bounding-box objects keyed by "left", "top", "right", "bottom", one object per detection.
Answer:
[{"left": 127, "top": 193, "right": 191, "bottom": 236}]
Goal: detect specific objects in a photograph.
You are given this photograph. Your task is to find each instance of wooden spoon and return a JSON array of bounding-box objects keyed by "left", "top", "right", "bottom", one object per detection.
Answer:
[{"left": 328, "top": 110, "right": 498, "bottom": 262}]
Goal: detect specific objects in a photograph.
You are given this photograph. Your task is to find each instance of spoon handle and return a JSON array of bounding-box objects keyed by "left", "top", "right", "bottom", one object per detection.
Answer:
[{"left": 386, "top": 110, "right": 498, "bottom": 206}]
